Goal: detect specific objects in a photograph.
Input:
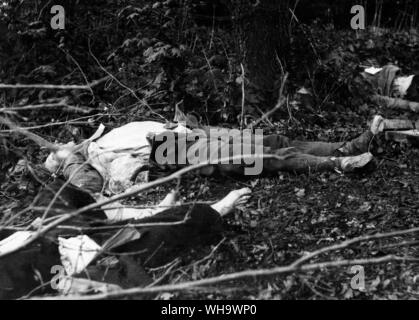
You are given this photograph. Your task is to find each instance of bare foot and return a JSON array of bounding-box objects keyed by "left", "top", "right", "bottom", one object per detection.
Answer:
[{"left": 211, "top": 188, "right": 252, "bottom": 216}]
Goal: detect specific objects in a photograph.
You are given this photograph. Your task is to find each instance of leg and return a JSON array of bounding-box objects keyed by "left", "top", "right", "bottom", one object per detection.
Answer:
[
  {"left": 207, "top": 139, "right": 373, "bottom": 175},
  {"left": 287, "top": 115, "right": 386, "bottom": 157},
  {"left": 263, "top": 148, "right": 339, "bottom": 173},
  {"left": 110, "top": 204, "right": 224, "bottom": 267},
  {"left": 34, "top": 178, "right": 108, "bottom": 226},
  {"left": 101, "top": 189, "right": 179, "bottom": 222},
  {"left": 288, "top": 131, "right": 374, "bottom": 157},
  {"left": 109, "top": 188, "right": 252, "bottom": 267},
  {"left": 263, "top": 148, "right": 373, "bottom": 173},
  {"left": 211, "top": 188, "right": 252, "bottom": 216},
  {"left": 255, "top": 128, "right": 372, "bottom": 157}
]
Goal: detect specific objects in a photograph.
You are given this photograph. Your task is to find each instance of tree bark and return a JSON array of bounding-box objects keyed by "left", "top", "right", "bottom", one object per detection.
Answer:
[{"left": 232, "top": 0, "right": 290, "bottom": 102}]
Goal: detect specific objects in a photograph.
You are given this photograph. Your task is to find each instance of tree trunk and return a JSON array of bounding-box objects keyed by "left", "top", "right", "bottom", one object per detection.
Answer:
[{"left": 232, "top": 0, "right": 290, "bottom": 103}]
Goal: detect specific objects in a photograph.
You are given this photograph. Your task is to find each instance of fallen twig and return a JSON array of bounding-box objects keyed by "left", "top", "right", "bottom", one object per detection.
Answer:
[
  {"left": 240, "top": 63, "right": 245, "bottom": 130},
  {"left": 0, "top": 102, "right": 93, "bottom": 114},
  {"left": 32, "top": 254, "right": 418, "bottom": 300},
  {"left": 290, "top": 226, "right": 419, "bottom": 267},
  {"left": 88, "top": 40, "right": 167, "bottom": 122},
  {"left": 0, "top": 76, "right": 110, "bottom": 91},
  {"left": 0, "top": 115, "right": 59, "bottom": 151},
  {"left": 249, "top": 73, "right": 289, "bottom": 129},
  {"left": 0, "top": 113, "right": 118, "bottom": 132}
]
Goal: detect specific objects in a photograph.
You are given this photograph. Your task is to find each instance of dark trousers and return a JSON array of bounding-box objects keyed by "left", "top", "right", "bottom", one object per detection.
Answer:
[{"left": 149, "top": 130, "right": 374, "bottom": 176}]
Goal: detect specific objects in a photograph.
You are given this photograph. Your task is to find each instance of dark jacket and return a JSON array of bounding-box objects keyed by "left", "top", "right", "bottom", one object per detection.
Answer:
[{"left": 0, "top": 180, "right": 223, "bottom": 299}]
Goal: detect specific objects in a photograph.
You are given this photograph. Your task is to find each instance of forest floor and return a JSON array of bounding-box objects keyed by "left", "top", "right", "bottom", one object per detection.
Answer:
[
  {"left": 148, "top": 112, "right": 419, "bottom": 300},
  {"left": 1, "top": 25, "right": 419, "bottom": 299}
]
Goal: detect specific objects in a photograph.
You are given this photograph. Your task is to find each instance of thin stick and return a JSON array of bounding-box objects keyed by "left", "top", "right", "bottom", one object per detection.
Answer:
[
  {"left": 249, "top": 73, "right": 288, "bottom": 129},
  {"left": 240, "top": 63, "right": 245, "bottom": 130},
  {"left": 0, "top": 113, "right": 115, "bottom": 131},
  {"left": 372, "top": 95, "right": 419, "bottom": 112},
  {"left": 0, "top": 102, "right": 93, "bottom": 114},
  {"left": 32, "top": 255, "right": 418, "bottom": 300},
  {"left": 0, "top": 115, "right": 59, "bottom": 151},
  {"left": 87, "top": 39, "right": 167, "bottom": 122},
  {"left": 0, "top": 76, "right": 110, "bottom": 91},
  {"left": 290, "top": 227, "right": 419, "bottom": 267}
]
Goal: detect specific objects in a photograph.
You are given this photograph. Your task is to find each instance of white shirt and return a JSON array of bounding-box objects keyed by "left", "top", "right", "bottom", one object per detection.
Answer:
[{"left": 86, "top": 121, "right": 190, "bottom": 194}]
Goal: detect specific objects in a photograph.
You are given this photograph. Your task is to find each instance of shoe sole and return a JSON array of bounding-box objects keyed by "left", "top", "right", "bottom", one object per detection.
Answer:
[{"left": 343, "top": 153, "right": 373, "bottom": 172}]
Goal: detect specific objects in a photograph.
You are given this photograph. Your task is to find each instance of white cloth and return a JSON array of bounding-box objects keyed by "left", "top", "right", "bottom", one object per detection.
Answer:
[
  {"left": 0, "top": 231, "right": 34, "bottom": 255},
  {"left": 364, "top": 67, "right": 383, "bottom": 75},
  {"left": 87, "top": 121, "right": 191, "bottom": 194},
  {"left": 101, "top": 204, "right": 158, "bottom": 222},
  {"left": 393, "top": 75, "right": 415, "bottom": 98},
  {"left": 44, "top": 121, "right": 192, "bottom": 194},
  {"left": 58, "top": 235, "right": 101, "bottom": 276}
]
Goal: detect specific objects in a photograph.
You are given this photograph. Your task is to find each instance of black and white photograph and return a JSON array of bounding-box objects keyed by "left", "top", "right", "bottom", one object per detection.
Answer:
[{"left": 0, "top": 0, "right": 418, "bottom": 304}]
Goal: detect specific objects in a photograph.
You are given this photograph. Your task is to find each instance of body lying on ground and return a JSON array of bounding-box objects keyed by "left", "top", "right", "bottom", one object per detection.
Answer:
[
  {"left": 43, "top": 116, "right": 388, "bottom": 196},
  {"left": 361, "top": 65, "right": 419, "bottom": 112},
  {"left": 0, "top": 115, "right": 387, "bottom": 298},
  {"left": 362, "top": 64, "right": 419, "bottom": 101}
]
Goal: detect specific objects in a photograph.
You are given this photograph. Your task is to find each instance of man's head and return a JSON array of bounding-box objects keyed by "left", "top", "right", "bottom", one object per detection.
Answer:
[{"left": 44, "top": 141, "right": 76, "bottom": 173}]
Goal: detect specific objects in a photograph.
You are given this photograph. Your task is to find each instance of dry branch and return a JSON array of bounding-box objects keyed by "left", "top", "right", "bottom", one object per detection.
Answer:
[
  {"left": 0, "top": 102, "right": 93, "bottom": 114},
  {"left": 240, "top": 63, "right": 245, "bottom": 130},
  {"left": 249, "top": 72, "right": 289, "bottom": 129},
  {"left": 28, "top": 224, "right": 419, "bottom": 299},
  {"left": 290, "top": 227, "right": 419, "bottom": 267},
  {"left": 87, "top": 41, "right": 167, "bottom": 122},
  {"left": 384, "top": 119, "right": 419, "bottom": 130},
  {"left": 372, "top": 94, "right": 419, "bottom": 112},
  {"left": 0, "top": 76, "right": 110, "bottom": 91},
  {"left": 0, "top": 115, "right": 59, "bottom": 151},
  {"left": 33, "top": 254, "right": 418, "bottom": 300}
]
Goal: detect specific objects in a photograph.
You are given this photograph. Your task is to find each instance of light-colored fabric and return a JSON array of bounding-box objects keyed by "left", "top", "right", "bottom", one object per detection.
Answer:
[
  {"left": 58, "top": 235, "right": 101, "bottom": 276},
  {"left": 98, "top": 190, "right": 178, "bottom": 222},
  {"left": 364, "top": 67, "right": 383, "bottom": 75},
  {"left": 99, "top": 196, "right": 161, "bottom": 221},
  {"left": 362, "top": 64, "right": 400, "bottom": 96},
  {"left": 86, "top": 121, "right": 167, "bottom": 188},
  {"left": 0, "top": 231, "right": 34, "bottom": 255},
  {"left": 87, "top": 121, "right": 191, "bottom": 194},
  {"left": 393, "top": 75, "right": 415, "bottom": 98},
  {"left": 362, "top": 65, "right": 415, "bottom": 99},
  {"left": 45, "top": 121, "right": 191, "bottom": 194},
  {"left": 102, "top": 205, "right": 158, "bottom": 221}
]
